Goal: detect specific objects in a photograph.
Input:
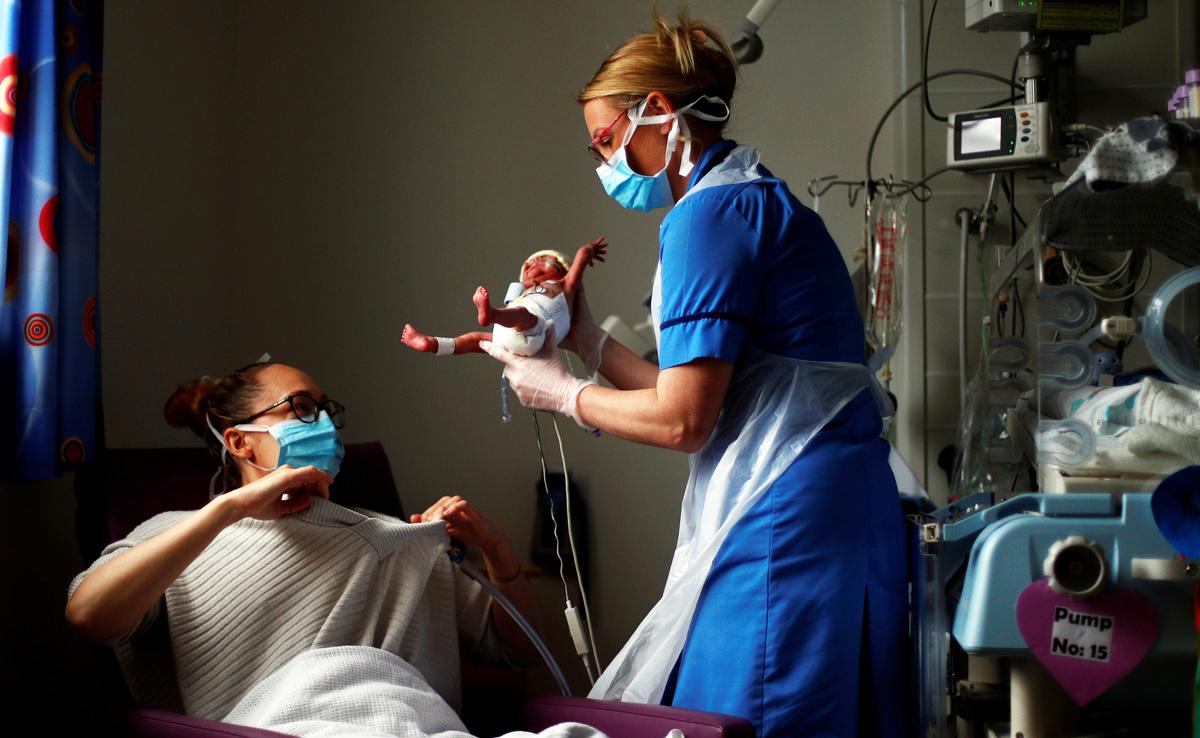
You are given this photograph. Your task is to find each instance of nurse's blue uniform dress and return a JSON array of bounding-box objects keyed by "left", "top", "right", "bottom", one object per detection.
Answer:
[{"left": 656, "top": 140, "right": 910, "bottom": 738}]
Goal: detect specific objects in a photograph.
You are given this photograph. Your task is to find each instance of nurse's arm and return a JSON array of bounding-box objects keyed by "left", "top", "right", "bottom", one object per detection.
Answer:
[
  {"left": 594, "top": 334, "right": 660, "bottom": 391},
  {"left": 577, "top": 358, "right": 732, "bottom": 453}
]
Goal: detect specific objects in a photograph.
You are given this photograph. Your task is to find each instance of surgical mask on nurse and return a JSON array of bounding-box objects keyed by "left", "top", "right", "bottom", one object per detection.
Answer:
[{"left": 591, "top": 95, "right": 730, "bottom": 212}]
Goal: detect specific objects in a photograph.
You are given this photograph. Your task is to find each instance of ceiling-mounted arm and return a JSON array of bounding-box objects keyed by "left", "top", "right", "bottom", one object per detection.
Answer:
[{"left": 730, "top": 0, "right": 781, "bottom": 65}]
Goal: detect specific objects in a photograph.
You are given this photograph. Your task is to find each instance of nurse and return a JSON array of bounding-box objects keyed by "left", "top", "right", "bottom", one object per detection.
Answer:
[{"left": 483, "top": 10, "right": 910, "bottom": 738}]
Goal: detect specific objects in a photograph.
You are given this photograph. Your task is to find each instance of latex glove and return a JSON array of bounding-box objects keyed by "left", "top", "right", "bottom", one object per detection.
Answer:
[
  {"left": 560, "top": 281, "right": 609, "bottom": 377},
  {"left": 481, "top": 321, "right": 595, "bottom": 427}
]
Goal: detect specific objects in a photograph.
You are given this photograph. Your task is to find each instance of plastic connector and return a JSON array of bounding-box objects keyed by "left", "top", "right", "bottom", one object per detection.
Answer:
[
  {"left": 1099, "top": 316, "right": 1138, "bottom": 341},
  {"left": 564, "top": 603, "right": 591, "bottom": 657}
]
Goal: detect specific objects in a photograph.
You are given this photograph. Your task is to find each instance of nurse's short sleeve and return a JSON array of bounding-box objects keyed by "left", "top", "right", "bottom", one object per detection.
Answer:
[{"left": 658, "top": 189, "right": 764, "bottom": 369}]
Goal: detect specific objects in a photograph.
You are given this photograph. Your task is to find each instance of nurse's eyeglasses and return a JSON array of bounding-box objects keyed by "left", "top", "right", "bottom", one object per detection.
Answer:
[
  {"left": 236, "top": 392, "right": 346, "bottom": 429},
  {"left": 587, "top": 109, "right": 628, "bottom": 165}
]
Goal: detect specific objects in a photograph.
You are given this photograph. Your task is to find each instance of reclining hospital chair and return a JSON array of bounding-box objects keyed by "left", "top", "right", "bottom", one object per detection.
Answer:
[{"left": 73, "top": 443, "right": 755, "bottom": 738}]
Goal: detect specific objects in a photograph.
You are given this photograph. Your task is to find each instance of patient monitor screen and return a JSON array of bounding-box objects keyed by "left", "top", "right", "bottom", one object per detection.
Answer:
[{"left": 961, "top": 117, "right": 1003, "bottom": 155}]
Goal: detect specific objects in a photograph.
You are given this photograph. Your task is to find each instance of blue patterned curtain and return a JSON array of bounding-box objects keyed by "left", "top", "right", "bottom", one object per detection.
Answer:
[{"left": 0, "top": 0, "right": 102, "bottom": 481}]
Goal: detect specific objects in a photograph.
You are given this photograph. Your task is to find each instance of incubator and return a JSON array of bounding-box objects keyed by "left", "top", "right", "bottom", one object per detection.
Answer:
[{"left": 919, "top": 119, "right": 1200, "bottom": 738}]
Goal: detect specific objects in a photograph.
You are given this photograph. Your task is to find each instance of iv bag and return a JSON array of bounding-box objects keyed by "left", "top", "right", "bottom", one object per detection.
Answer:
[{"left": 867, "top": 194, "right": 908, "bottom": 354}]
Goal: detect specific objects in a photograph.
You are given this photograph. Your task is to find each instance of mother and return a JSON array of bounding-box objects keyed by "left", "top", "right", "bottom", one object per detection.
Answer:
[
  {"left": 66, "top": 361, "right": 538, "bottom": 722},
  {"left": 483, "top": 10, "right": 909, "bottom": 738}
]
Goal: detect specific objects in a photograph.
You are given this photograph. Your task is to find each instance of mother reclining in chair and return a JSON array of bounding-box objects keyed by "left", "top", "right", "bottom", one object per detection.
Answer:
[{"left": 65, "top": 360, "right": 544, "bottom": 732}]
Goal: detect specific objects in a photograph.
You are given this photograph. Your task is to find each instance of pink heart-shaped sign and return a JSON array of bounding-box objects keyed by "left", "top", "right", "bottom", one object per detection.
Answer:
[{"left": 1016, "top": 578, "right": 1159, "bottom": 706}]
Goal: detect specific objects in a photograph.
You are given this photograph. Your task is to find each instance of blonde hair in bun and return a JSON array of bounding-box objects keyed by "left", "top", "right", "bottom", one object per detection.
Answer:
[{"left": 578, "top": 6, "right": 737, "bottom": 126}]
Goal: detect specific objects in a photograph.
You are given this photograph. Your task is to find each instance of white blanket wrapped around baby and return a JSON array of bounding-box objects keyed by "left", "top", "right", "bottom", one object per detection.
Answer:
[{"left": 223, "top": 645, "right": 606, "bottom": 738}]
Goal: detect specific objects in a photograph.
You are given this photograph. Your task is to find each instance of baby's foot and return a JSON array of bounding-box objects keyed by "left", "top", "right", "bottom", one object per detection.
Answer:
[
  {"left": 473, "top": 286, "right": 493, "bottom": 327},
  {"left": 402, "top": 323, "right": 436, "bottom": 353}
]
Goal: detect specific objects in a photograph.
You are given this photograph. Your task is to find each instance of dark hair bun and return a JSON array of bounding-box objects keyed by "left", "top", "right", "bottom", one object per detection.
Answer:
[{"left": 164, "top": 377, "right": 216, "bottom": 437}]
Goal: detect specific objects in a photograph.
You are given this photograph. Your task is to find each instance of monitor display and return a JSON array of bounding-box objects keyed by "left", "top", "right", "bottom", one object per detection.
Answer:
[{"left": 961, "top": 116, "right": 1003, "bottom": 155}]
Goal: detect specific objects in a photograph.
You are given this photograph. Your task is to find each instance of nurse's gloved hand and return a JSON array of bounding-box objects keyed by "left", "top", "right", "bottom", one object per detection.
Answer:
[
  {"left": 481, "top": 322, "right": 595, "bottom": 427},
  {"left": 560, "top": 282, "right": 608, "bottom": 377}
]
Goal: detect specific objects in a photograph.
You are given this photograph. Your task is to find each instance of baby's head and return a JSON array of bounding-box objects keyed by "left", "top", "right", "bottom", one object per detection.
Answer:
[{"left": 520, "top": 250, "right": 570, "bottom": 288}]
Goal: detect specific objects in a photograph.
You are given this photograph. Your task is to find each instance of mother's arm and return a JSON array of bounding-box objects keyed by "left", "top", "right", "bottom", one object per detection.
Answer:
[
  {"left": 411, "top": 497, "right": 542, "bottom": 660},
  {"left": 66, "top": 465, "right": 332, "bottom": 643}
]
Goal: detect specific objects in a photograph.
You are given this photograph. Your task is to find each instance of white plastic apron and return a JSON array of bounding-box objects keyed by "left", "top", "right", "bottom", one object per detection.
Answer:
[{"left": 591, "top": 146, "right": 890, "bottom": 705}]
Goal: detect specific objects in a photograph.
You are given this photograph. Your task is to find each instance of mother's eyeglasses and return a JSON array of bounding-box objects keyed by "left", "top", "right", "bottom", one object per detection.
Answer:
[
  {"left": 587, "top": 109, "right": 628, "bottom": 165},
  {"left": 236, "top": 392, "right": 346, "bottom": 429}
]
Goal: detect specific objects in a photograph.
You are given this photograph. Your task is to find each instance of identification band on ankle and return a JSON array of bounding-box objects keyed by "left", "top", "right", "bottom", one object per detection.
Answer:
[{"left": 435, "top": 337, "right": 455, "bottom": 356}]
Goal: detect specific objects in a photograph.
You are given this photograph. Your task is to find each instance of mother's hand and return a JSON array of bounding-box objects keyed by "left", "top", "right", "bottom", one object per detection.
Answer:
[
  {"left": 228, "top": 465, "right": 332, "bottom": 521},
  {"left": 411, "top": 495, "right": 505, "bottom": 552}
]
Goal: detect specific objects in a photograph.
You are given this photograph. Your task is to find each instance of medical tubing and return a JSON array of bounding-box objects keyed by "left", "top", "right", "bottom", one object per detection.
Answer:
[
  {"left": 531, "top": 411, "right": 571, "bottom": 603},
  {"left": 1143, "top": 266, "right": 1200, "bottom": 388},
  {"left": 551, "top": 415, "right": 602, "bottom": 670},
  {"left": 500, "top": 373, "right": 512, "bottom": 423},
  {"left": 1037, "top": 418, "right": 1096, "bottom": 468},
  {"left": 866, "top": 70, "right": 1023, "bottom": 184},
  {"left": 959, "top": 214, "right": 970, "bottom": 403},
  {"left": 453, "top": 555, "right": 572, "bottom": 697}
]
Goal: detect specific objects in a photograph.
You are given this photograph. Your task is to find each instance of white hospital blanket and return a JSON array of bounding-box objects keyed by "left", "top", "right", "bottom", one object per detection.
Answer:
[
  {"left": 1042, "top": 378, "right": 1200, "bottom": 473},
  {"left": 224, "top": 646, "right": 606, "bottom": 738}
]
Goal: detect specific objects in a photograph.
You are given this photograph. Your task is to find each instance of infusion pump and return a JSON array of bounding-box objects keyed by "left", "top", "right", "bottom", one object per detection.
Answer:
[{"left": 947, "top": 102, "right": 1058, "bottom": 172}]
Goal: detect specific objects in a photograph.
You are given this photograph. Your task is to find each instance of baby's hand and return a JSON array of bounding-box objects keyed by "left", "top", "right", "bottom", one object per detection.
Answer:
[
  {"left": 411, "top": 495, "right": 504, "bottom": 552},
  {"left": 576, "top": 236, "right": 607, "bottom": 269}
]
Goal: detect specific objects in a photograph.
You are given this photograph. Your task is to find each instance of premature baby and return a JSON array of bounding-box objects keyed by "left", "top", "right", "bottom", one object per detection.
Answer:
[{"left": 402, "top": 237, "right": 606, "bottom": 357}]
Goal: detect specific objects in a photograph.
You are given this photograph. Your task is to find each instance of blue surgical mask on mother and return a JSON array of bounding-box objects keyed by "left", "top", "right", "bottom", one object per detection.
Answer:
[{"left": 209, "top": 410, "right": 345, "bottom": 478}]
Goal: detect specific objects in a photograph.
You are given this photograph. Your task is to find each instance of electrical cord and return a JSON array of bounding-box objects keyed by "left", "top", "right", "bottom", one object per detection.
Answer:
[
  {"left": 530, "top": 409, "right": 599, "bottom": 684},
  {"left": 888, "top": 166, "right": 954, "bottom": 198},
  {"left": 1000, "top": 173, "right": 1027, "bottom": 229},
  {"left": 1061, "top": 249, "right": 1153, "bottom": 303},
  {"left": 530, "top": 411, "right": 571, "bottom": 602},
  {"left": 550, "top": 414, "right": 602, "bottom": 672},
  {"left": 922, "top": 0, "right": 947, "bottom": 122},
  {"left": 1013, "top": 280, "right": 1025, "bottom": 337},
  {"left": 980, "top": 94, "right": 1023, "bottom": 109},
  {"left": 866, "top": 69, "right": 1023, "bottom": 184}
]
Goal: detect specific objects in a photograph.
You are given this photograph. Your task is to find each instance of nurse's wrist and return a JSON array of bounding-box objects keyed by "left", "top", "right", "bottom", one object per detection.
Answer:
[
  {"left": 582, "top": 329, "right": 609, "bottom": 377},
  {"left": 571, "top": 381, "right": 599, "bottom": 432}
]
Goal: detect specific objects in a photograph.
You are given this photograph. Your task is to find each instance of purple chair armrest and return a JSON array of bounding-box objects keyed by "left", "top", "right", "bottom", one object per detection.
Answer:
[
  {"left": 521, "top": 695, "right": 756, "bottom": 738},
  {"left": 127, "top": 709, "right": 295, "bottom": 738}
]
